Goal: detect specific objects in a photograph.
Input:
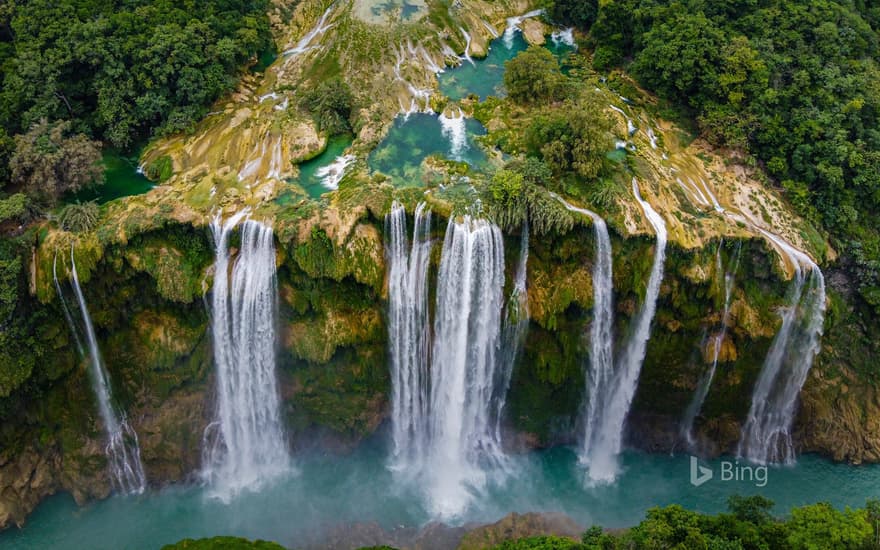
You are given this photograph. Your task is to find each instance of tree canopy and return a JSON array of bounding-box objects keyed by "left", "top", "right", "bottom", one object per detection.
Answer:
[{"left": 577, "top": 0, "right": 880, "bottom": 312}]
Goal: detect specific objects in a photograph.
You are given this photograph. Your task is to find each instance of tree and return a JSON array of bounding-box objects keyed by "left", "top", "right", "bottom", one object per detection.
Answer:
[
  {"left": 786, "top": 503, "right": 872, "bottom": 550},
  {"left": 525, "top": 97, "right": 613, "bottom": 179},
  {"left": 548, "top": 0, "right": 598, "bottom": 30},
  {"left": 727, "top": 495, "right": 775, "bottom": 525},
  {"left": 10, "top": 119, "right": 103, "bottom": 205},
  {"left": 504, "top": 47, "right": 568, "bottom": 105},
  {"left": 300, "top": 77, "right": 354, "bottom": 136}
]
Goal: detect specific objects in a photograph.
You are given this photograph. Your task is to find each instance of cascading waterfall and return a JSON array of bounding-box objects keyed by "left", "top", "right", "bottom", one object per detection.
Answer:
[
  {"left": 583, "top": 180, "right": 666, "bottom": 483},
  {"left": 503, "top": 9, "right": 544, "bottom": 49},
  {"left": 317, "top": 154, "right": 356, "bottom": 190},
  {"left": 680, "top": 240, "right": 740, "bottom": 449},
  {"left": 551, "top": 196, "right": 616, "bottom": 467},
  {"left": 54, "top": 252, "right": 84, "bottom": 357},
  {"left": 738, "top": 232, "right": 826, "bottom": 464},
  {"left": 459, "top": 27, "right": 475, "bottom": 65},
  {"left": 283, "top": 5, "right": 335, "bottom": 56},
  {"left": 550, "top": 28, "right": 576, "bottom": 49},
  {"left": 426, "top": 215, "right": 506, "bottom": 518},
  {"left": 203, "top": 212, "right": 289, "bottom": 498},
  {"left": 385, "top": 202, "right": 433, "bottom": 473},
  {"left": 438, "top": 109, "right": 469, "bottom": 161},
  {"left": 61, "top": 247, "right": 146, "bottom": 495},
  {"left": 496, "top": 221, "right": 530, "bottom": 441}
]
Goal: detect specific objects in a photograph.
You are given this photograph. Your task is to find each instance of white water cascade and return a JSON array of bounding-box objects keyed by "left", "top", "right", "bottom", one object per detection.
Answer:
[
  {"left": 439, "top": 109, "right": 469, "bottom": 161},
  {"left": 738, "top": 232, "right": 826, "bottom": 464},
  {"left": 583, "top": 180, "right": 666, "bottom": 483},
  {"left": 459, "top": 27, "right": 475, "bottom": 65},
  {"left": 503, "top": 10, "right": 544, "bottom": 49},
  {"left": 496, "top": 222, "right": 530, "bottom": 441},
  {"left": 680, "top": 241, "right": 740, "bottom": 449},
  {"left": 551, "top": 196, "right": 616, "bottom": 467},
  {"left": 425, "top": 216, "right": 507, "bottom": 518},
  {"left": 317, "top": 154, "right": 356, "bottom": 190},
  {"left": 62, "top": 247, "right": 146, "bottom": 495},
  {"left": 551, "top": 28, "right": 576, "bottom": 49},
  {"left": 203, "top": 212, "right": 290, "bottom": 498},
  {"left": 283, "top": 5, "right": 335, "bottom": 56},
  {"left": 385, "top": 202, "right": 433, "bottom": 473}
]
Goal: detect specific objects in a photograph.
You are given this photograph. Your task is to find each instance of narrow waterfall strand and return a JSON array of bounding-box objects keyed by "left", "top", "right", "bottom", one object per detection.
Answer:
[{"left": 69, "top": 246, "right": 146, "bottom": 494}]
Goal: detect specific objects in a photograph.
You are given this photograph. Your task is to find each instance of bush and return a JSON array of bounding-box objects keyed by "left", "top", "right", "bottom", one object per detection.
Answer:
[
  {"left": 59, "top": 201, "right": 100, "bottom": 233},
  {"left": 300, "top": 77, "right": 355, "bottom": 136}
]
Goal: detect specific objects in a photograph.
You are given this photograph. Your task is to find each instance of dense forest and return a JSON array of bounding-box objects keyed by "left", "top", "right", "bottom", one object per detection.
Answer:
[
  {"left": 0, "top": 0, "right": 272, "bottom": 400},
  {"left": 549, "top": 0, "right": 880, "bottom": 314}
]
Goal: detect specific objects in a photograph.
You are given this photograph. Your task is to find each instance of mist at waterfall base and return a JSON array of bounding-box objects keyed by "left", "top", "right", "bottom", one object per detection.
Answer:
[{"left": 6, "top": 446, "right": 879, "bottom": 550}]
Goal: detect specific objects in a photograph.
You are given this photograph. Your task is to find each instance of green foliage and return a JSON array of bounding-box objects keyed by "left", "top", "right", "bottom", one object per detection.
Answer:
[
  {"left": 484, "top": 160, "right": 575, "bottom": 236},
  {"left": 10, "top": 119, "right": 103, "bottom": 205},
  {"left": 504, "top": 47, "right": 569, "bottom": 105},
  {"left": 162, "top": 536, "right": 285, "bottom": 550},
  {"left": 0, "top": 0, "right": 271, "bottom": 149},
  {"left": 300, "top": 77, "right": 355, "bottom": 136},
  {"left": 0, "top": 238, "right": 36, "bottom": 398},
  {"left": 524, "top": 97, "right": 614, "bottom": 179},
  {"left": 589, "top": 0, "right": 880, "bottom": 312},
  {"left": 492, "top": 536, "right": 585, "bottom": 549},
  {"left": 581, "top": 526, "right": 615, "bottom": 550},
  {"left": 786, "top": 503, "right": 873, "bottom": 550},
  {"left": 145, "top": 155, "right": 174, "bottom": 183},
  {"left": 547, "top": 0, "right": 598, "bottom": 30},
  {"left": 727, "top": 494, "right": 775, "bottom": 525},
  {"left": 0, "top": 193, "right": 28, "bottom": 224},
  {"left": 58, "top": 201, "right": 100, "bottom": 233}
]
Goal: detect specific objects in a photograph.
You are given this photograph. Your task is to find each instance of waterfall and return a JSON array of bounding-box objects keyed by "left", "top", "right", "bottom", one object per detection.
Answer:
[
  {"left": 583, "top": 180, "right": 666, "bottom": 483},
  {"left": 551, "top": 196, "right": 616, "bottom": 467},
  {"left": 385, "top": 202, "right": 433, "bottom": 473},
  {"left": 426, "top": 216, "right": 506, "bottom": 518},
  {"left": 54, "top": 252, "right": 84, "bottom": 357},
  {"left": 550, "top": 28, "right": 576, "bottom": 49},
  {"left": 738, "top": 232, "right": 826, "bottom": 464},
  {"left": 680, "top": 240, "right": 740, "bottom": 449},
  {"left": 62, "top": 247, "right": 146, "bottom": 495},
  {"left": 496, "top": 221, "right": 530, "bottom": 441},
  {"left": 438, "top": 110, "right": 469, "bottom": 161},
  {"left": 317, "top": 154, "right": 356, "bottom": 190},
  {"left": 459, "top": 27, "right": 474, "bottom": 65},
  {"left": 203, "top": 212, "right": 289, "bottom": 498},
  {"left": 283, "top": 5, "right": 335, "bottom": 56},
  {"left": 503, "top": 9, "right": 544, "bottom": 49}
]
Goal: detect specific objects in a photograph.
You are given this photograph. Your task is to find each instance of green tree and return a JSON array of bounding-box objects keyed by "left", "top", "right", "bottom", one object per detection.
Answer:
[
  {"left": 786, "top": 503, "right": 872, "bottom": 550},
  {"left": 727, "top": 495, "right": 775, "bottom": 525},
  {"left": 525, "top": 97, "right": 613, "bottom": 179},
  {"left": 10, "top": 119, "right": 103, "bottom": 205},
  {"left": 504, "top": 47, "right": 568, "bottom": 105},
  {"left": 300, "top": 77, "right": 355, "bottom": 136},
  {"left": 548, "top": 0, "right": 598, "bottom": 30},
  {"left": 492, "top": 535, "right": 585, "bottom": 549}
]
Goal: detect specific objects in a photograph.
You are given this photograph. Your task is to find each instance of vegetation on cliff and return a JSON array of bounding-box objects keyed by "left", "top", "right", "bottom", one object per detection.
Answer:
[{"left": 556, "top": 0, "right": 880, "bottom": 314}]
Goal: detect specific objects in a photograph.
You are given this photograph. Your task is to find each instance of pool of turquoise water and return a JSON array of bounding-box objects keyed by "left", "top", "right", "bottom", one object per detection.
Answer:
[
  {"left": 368, "top": 113, "right": 488, "bottom": 186},
  {"left": 3, "top": 443, "right": 877, "bottom": 550},
  {"left": 71, "top": 150, "right": 153, "bottom": 204}
]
